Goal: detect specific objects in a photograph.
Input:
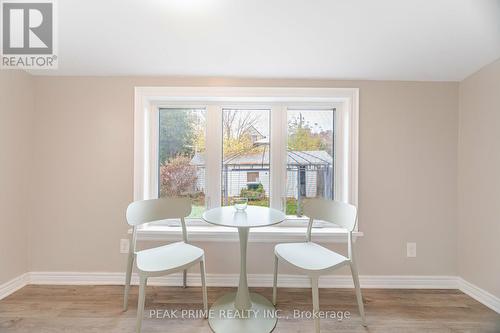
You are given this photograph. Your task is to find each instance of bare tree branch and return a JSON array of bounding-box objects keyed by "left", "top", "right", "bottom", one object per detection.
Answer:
[{"left": 223, "top": 110, "right": 262, "bottom": 141}]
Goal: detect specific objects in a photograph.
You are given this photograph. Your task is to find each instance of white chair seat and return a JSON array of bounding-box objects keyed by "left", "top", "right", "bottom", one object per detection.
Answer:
[
  {"left": 125, "top": 198, "right": 208, "bottom": 333},
  {"left": 275, "top": 242, "right": 348, "bottom": 272},
  {"left": 136, "top": 241, "right": 204, "bottom": 273}
]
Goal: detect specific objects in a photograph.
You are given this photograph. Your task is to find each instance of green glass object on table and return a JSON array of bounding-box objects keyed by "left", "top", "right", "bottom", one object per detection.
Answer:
[{"left": 232, "top": 196, "right": 248, "bottom": 211}]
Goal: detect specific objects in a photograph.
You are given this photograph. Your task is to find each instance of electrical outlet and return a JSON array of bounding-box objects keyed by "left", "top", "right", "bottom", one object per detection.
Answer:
[
  {"left": 120, "top": 239, "right": 130, "bottom": 254},
  {"left": 407, "top": 242, "right": 417, "bottom": 258}
]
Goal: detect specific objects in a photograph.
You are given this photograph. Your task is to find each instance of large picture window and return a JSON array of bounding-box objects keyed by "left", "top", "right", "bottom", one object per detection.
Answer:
[{"left": 135, "top": 87, "right": 359, "bottom": 229}]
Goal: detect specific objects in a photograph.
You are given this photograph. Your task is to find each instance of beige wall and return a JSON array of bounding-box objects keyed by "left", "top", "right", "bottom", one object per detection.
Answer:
[
  {"left": 30, "top": 77, "right": 459, "bottom": 276},
  {"left": 0, "top": 70, "right": 33, "bottom": 285},
  {"left": 2, "top": 66, "right": 499, "bottom": 301},
  {"left": 458, "top": 59, "right": 500, "bottom": 298}
]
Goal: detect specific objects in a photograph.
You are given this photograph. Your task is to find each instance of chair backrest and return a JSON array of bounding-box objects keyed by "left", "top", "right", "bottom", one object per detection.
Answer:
[
  {"left": 303, "top": 198, "right": 358, "bottom": 231},
  {"left": 126, "top": 197, "right": 191, "bottom": 226}
]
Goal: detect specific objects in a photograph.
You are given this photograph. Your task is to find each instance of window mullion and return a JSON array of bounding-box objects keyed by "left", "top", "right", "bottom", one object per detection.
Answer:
[
  {"left": 148, "top": 105, "right": 159, "bottom": 200},
  {"left": 205, "top": 104, "right": 222, "bottom": 209},
  {"left": 269, "top": 104, "right": 285, "bottom": 211},
  {"left": 335, "top": 103, "right": 347, "bottom": 203}
]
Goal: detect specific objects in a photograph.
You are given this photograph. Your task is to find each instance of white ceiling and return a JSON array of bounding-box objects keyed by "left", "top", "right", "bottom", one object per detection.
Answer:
[{"left": 38, "top": 0, "right": 500, "bottom": 81}]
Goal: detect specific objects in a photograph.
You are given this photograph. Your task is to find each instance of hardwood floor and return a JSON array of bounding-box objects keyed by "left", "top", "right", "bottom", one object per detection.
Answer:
[{"left": 0, "top": 285, "right": 499, "bottom": 332}]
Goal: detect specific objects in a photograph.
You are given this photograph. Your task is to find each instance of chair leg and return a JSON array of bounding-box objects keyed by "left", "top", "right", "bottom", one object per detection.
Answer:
[
  {"left": 123, "top": 251, "right": 134, "bottom": 311},
  {"left": 200, "top": 260, "right": 208, "bottom": 318},
  {"left": 183, "top": 269, "right": 187, "bottom": 288},
  {"left": 311, "top": 276, "right": 320, "bottom": 333},
  {"left": 272, "top": 255, "right": 278, "bottom": 305},
  {"left": 350, "top": 261, "right": 367, "bottom": 326},
  {"left": 136, "top": 275, "right": 147, "bottom": 333}
]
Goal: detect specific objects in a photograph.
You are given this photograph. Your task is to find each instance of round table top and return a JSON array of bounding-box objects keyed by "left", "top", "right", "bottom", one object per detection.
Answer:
[{"left": 202, "top": 206, "right": 286, "bottom": 228}]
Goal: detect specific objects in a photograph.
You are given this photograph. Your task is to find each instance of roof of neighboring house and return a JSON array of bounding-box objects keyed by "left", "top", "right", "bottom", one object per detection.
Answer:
[
  {"left": 190, "top": 150, "right": 332, "bottom": 166},
  {"left": 244, "top": 125, "right": 265, "bottom": 138}
]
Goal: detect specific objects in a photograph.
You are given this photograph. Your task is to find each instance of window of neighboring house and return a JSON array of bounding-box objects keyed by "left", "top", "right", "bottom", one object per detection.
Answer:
[{"left": 247, "top": 172, "right": 259, "bottom": 183}]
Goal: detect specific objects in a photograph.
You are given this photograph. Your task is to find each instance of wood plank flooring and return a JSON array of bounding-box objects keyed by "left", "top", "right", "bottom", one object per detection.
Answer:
[{"left": 0, "top": 285, "right": 499, "bottom": 332}]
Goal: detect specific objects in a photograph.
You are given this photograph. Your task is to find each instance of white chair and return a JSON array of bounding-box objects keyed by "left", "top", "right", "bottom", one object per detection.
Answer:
[
  {"left": 123, "top": 197, "right": 208, "bottom": 333},
  {"left": 273, "top": 198, "right": 366, "bottom": 332}
]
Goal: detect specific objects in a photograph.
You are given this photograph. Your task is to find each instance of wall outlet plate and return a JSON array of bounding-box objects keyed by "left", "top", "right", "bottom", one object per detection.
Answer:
[
  {"left": 407, "top": 242, "right": 417, "bottom": 258},
  {"left": 120, "top": 239, "right": 130, "bottom": 254}
]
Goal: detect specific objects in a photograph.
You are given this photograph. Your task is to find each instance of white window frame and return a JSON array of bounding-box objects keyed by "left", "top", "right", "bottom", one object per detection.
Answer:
[{"left": 134, "top": 87, "right": 360, "bottom": 242}]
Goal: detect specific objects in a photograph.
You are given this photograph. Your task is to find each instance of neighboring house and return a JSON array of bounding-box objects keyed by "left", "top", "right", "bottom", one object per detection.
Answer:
[
  {"left": 190, "top": 150, "right": 333, "bottom": 201},
  {"left": 244, "top": 125, "right": 265, "bottom": 144}
]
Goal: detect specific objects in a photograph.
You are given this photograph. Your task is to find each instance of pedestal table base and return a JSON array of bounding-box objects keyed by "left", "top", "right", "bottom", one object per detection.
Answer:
[{"left": 208, "top": 292, "right": 278, "bottom": 333}]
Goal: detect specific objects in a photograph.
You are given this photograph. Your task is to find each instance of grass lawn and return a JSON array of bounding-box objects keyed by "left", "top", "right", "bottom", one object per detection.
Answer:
[
  {"left": 285, "top": 198, "right": 298, "bottom": 215},
  {"left": 247, "top": 198, "right": 269, "bottom": 207},
  {"left": 189, "top": 205, "right": 205, "bottom": 219}
]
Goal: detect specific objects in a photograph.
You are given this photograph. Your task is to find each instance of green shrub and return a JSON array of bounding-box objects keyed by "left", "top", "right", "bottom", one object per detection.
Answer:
[{"left": 240, "top": 183, "right": 265, "bottom": 200}]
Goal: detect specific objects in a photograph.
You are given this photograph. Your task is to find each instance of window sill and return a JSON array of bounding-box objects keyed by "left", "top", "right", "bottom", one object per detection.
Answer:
[{"left": 132, "top": 225, "right": 363, "bottom": 243}]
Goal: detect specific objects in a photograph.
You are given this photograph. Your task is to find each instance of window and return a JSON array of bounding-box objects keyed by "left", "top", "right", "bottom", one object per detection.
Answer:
[
  {"left": 286, "top": 109, "right": 335, "bottom": 216},
  {"left": 222, "top": 109, "right": 270, "bottom": 207},
  {"left": 135, "top": 87, "right": 359, "bottom": 230},
  {"left": 158, "top": 108, "right": 206, "bottom": 218},
  {"left": 247, "top": 172, "right": 259, "bottom": 183}
]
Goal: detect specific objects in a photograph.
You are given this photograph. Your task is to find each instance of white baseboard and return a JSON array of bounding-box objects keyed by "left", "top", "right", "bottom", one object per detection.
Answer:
[
  {"left": 458, "top": 277, "right": 500, "bottom": 314},
  {"left": 0, "top": 273, "right": 29, "bottom": 300},
  {"left": 27, "top": 271, "right": 459, "bottom": 289},
  {"left": 1, "top": 272, "right": 498, "bottom": 314}
]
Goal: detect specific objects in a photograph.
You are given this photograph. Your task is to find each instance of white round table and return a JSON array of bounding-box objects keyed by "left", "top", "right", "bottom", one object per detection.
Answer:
[{"left": 202, "top": 206, "right": 286, "bottom": 333}]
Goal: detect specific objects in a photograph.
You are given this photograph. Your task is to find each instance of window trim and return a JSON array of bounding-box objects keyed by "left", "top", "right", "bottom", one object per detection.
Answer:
[
  {"left": 132, "top": 225, "right": 364, "bottom": 243},
  {"left": 134, "top": 87, "right": 359, "bottom": 233}
]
